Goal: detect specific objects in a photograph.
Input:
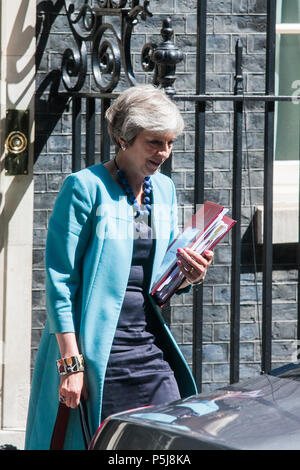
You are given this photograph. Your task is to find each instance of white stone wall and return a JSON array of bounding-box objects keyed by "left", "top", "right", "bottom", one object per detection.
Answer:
[{"left": 0, "top": 0, "right": 36, "bottom": 449}]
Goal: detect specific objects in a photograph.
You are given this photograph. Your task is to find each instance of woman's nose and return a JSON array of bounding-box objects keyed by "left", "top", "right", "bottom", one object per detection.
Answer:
[{"left": 157, "top": 143, "right": 171, "bottom": 157}]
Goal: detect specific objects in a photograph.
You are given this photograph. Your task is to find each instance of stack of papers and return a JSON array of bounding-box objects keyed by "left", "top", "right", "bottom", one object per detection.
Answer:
[{"left": 151, "top": 201, "right": 236, "bottom": 307}]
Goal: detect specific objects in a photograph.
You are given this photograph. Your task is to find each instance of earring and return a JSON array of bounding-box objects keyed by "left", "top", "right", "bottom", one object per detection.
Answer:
[{"left": 121, "top": 145, "right": 127, "bottom": 151}]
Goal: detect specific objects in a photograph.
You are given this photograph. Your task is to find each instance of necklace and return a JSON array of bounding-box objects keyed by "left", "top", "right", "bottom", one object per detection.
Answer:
[{"left": 113, "top": 157, "right": 152, "bottom": 218}]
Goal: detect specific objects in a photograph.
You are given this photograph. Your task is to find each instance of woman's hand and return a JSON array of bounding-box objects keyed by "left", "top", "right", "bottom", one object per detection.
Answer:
[
  {"left": 56, "top": 332, "right": 87, "bottom": 408},
  {"left": 177, "top": 248, "right": 214, "bottom": 285},
  {"left": 59, "top": 372, "right": 87, "bottom": 408}
]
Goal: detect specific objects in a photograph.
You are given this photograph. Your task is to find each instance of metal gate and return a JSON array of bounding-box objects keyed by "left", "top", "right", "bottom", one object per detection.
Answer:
[{"left": 55, "top": 0, "right": 299, "bottom": 391}]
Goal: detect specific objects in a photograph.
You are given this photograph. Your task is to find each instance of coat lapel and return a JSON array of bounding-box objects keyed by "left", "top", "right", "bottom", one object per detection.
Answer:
[{"left": 149, "top": 176, "right": 172, "bottom": 292}]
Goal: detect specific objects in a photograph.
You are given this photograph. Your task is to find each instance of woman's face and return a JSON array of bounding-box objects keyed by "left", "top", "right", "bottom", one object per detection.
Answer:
[{"left": 121, "top": 129, "right": 176, "bottom": 177}]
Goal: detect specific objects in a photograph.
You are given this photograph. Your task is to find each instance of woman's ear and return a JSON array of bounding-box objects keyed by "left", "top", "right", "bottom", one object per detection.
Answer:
[{"left": 118, "top": 138, "right": 128, "bottom": 151}]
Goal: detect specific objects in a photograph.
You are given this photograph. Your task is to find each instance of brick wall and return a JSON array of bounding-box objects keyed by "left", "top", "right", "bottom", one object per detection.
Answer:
[{"left": 33, "top": 0, "right": 298, "bottom": 391}]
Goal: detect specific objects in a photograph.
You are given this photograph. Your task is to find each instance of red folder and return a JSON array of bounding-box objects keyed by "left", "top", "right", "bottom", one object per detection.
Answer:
[{"left": 151, "top": 201, "right": 236, "bottom": 307}]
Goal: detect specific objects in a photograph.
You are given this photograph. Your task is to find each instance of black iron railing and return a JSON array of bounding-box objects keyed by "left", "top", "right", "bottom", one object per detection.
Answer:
[{"left": 57, "top": 0, "right": 299, "bottom": 391}]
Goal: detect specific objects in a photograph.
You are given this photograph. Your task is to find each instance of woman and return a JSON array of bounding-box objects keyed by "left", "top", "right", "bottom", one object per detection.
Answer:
[{"left": 25, "top": 84, "right": 213, "bottom": 450}]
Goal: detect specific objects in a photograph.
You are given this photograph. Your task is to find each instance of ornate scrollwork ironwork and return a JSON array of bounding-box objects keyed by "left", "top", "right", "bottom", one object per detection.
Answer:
[
  {"left": 65, "top": 0, "right": 99, "bottom": 40},
  {"left": 62, "top": 1, "right": 183, "bottom": 94},
  {"left": 62, "top": 39, "right": 88, "bottom": 92},
  {"left": 62, "top": 1, "right": 99, "bottom": 91},
  {"left": 96, "top": 0, "right": 128, "bottom": 8},
  {"left": 95, "top": 1, "right": 151, "bottom": 11},
  {"left": 92, "top": 23, "right": 121, "bottom": 92}
]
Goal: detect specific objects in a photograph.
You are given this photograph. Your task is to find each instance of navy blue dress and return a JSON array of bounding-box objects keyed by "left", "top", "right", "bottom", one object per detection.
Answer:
[{"left": 101, "top": 219, "right": 180, "bottom": 420}]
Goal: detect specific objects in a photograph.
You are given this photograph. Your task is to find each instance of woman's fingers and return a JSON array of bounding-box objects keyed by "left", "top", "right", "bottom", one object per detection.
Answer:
[
  {"left": 203, "top": 249, "right": 214, "bottom": 265},
  {"left": 177, "top": 248, "right": 214, "bottom": 283},
  {"left": 177, "top": 248, "right": 213, "bottom": 270},
  {"left": 59, "top": 372, "right": 85, "bottom": 408},
  {"left": 179, "top": 255, "right": 203, "bottom": 276},
  {"left": 185, "top": 248, "right": 213, "bottom": 266}
]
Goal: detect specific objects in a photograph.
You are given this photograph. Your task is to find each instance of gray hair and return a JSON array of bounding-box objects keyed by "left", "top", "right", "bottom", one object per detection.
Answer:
[{"left": 105, "top": 84, "right": 184, "bottom": 148}]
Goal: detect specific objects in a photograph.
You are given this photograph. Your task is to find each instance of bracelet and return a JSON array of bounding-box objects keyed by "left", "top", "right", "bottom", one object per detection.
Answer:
[
  {"left": 190, "top": 278, "right": 204, "bottom": 286},
  {"left": 189, "top": 273, "right": 206, "bottom": 286},
  {"left": 56, "top": 354, "right": 84, "bottom": 376}
]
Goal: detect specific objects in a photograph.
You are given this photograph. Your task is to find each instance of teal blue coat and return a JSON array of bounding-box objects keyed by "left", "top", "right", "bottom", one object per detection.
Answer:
[{"left": 25, "top": 164, "right": 197, "bottom": 450}]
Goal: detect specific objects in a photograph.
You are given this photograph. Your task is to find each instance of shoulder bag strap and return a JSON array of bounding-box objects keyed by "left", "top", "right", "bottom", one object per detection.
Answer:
[
  {"left": 50, "top": 399, "right": 92, "bottom": 450},
  {"left": 50, "top": 403, "right": 70, "bottom": 450}
]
